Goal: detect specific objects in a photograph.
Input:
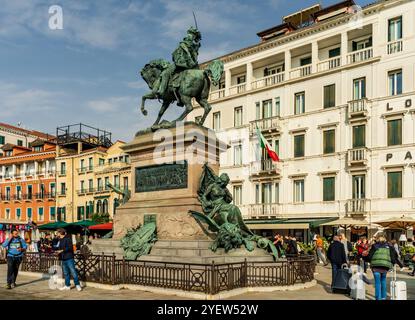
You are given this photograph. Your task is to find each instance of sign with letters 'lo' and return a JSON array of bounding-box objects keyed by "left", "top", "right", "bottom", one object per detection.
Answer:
[{"left": 135, "top": 161, "right": 188, "bottom": 193}]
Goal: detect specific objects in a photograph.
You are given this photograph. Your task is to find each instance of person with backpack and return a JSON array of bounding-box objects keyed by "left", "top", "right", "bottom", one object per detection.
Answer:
[
  {"left": 1, "top": 229, "right": 27, "bottom": 289},
  {"left": 367, "top": 234, "right": 403, "bottom": 300}
]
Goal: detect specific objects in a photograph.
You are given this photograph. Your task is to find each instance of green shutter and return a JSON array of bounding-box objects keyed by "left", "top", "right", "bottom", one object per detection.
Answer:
[
  {"left": 388, "top": 119, "right": 402, "bottom": 146},
  {"left": 353, "top": 125, "right": 365, "bottom": 148},
  {"left": 323, "top": 177, "right": 335, "bottom": 201},
  {"left": 324, "top": 85, "right": 335, "bottom": 108},
  {"left": 388, "top": 172, "right": 402, "bottom": 198},
  {"left": 324, "top": 130, "right": 335, "bottom": 154},
  {"left": 294, "top": 135, "right": 305, "bottom": 158}
]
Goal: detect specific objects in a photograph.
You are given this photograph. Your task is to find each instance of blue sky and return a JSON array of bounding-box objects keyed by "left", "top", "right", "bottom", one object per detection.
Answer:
[{"left": 0, "top": 0, "right": 374, "bottom": 141}]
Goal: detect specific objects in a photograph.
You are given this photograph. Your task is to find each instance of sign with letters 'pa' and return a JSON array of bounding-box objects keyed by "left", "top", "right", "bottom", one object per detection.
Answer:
[{"left": 135, "top": 161, "right": 188, "bottom": 193}]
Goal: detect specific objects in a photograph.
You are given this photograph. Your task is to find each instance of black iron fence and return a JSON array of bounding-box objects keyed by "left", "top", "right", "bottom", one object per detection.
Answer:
[{"left": 21, "top": 252, "right": 315, "bottom": 295}]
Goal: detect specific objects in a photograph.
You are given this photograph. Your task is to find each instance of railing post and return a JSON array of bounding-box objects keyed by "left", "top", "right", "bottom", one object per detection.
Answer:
[
  {"left": 210, "top": 261, "right": 215, "bottom": 295},
  {"left": 101, "top": 252, "right": 105, "bottom": 284},
  {"left": 243, "top": 258, "right": 248, "bottom": 288},
  {"left": 122, "top": 257, "right": 126, "bottom": 284},
  {"left": 111, "top": 253, "right": 116, "bottom": 285}
]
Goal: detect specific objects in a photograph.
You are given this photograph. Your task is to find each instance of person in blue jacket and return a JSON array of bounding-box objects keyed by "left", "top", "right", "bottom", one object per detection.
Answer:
[
  {"left": 55, "top": 228, "right": 82, "bottom": 291},
  {"left": 2, "top": 229, "right": 27, "bottom": 289}
]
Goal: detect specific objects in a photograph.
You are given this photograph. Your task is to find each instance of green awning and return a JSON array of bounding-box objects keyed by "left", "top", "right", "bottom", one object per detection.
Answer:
[
  {"left": 245, "top": 217, "right": 338, "bottom": 230},
  {"left": 38, "top": 221, "right": 70, "bottom": 230}
]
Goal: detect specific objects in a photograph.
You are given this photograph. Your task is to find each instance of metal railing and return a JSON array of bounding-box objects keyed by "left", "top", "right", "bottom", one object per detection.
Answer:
[
  {"left": 21, "top": 252, "right": 315, "bottom": 295},
  {"left": 387, "top": 40, "right": 403, "bottom": 55},
  {"left": 290, "top": 65, "right": 312, "bottom": 79},
  {"left": 251, "top": 72, "right": 285, "bottom": 90},
  {"left": 250, "top": 116, "right": 280, "bottom": 135},
  {"left": 317, "top": 57, "right": 341, "bottom": 72},
  {"left": 347, "top": 48, "right": 373, "bottom": 64}
]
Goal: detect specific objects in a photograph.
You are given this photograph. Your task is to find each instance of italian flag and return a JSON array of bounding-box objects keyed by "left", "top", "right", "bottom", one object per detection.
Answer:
[{"left": 256, "top": 127, "right": 280, "bottom": 162}]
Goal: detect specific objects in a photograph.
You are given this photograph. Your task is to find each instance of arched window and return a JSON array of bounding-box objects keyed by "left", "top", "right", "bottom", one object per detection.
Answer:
[
  {"left": 87, "top": 201, "right": 94, "bottom": 219},
  {"left": 103, "top": 199, "right": 108, "bottom": 214},
  {"left": 96, "top": 200, "right": 102, "bottom": 214}
]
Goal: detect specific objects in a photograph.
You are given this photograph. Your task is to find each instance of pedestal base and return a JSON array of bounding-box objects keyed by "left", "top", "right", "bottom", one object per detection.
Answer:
[{"left": 89, "top": 238, "right": 275, "bottom": 263}]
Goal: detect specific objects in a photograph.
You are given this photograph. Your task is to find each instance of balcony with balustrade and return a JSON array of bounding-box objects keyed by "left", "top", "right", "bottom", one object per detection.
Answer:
[
  {"left": 94, "top": 160, "right": 131, "bottom": 175},
  {"left": 245, "top": 203, "right": 281, "bottom": 219},
  {"left": 387, "top": 39, "right": 403, "bottom": 55},
  {"left": 347, "top": 147, "right": 369, "bottom": 167},
  {"left": 250, "top": 159, "right": 281, "bottom": 177},
  {"left": 206, "top": 23, "right": 378, "bottom": 102},
  {"left": 348, "top": 98, "right": 369, "bottom": 119},
  {"left": 346, "top": 199, "right": 369, "bottom": 217},
  {"left": 249, "top": 116, "right": 281, "bottom": 136}
]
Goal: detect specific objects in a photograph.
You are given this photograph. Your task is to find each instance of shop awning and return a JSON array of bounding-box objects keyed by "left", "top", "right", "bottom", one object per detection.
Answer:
[
  {"left": 89, "top": 222, "right": 113, "bottom": 230},
  {"left": 38, "top": 221, "right": 70, "bottom": 230},
  {"left": 245, "top": 217, "right": 338, "bottom": 230},
  {"left": 321, "top": 217, "right": 374, "bottom": 227}
]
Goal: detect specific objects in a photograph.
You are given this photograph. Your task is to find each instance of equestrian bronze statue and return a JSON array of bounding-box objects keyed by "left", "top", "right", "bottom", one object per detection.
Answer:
[{"left": 140, "top": 26, "right": 224, "bottom": 130}]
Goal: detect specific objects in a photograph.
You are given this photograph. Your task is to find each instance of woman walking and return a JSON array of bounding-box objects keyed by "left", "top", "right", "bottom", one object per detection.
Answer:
[{"left": 367, "top": 234, "right": 403, "bottom": 300}]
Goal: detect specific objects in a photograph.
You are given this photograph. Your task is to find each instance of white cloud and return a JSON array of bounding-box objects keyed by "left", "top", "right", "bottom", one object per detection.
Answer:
[
  {"left": 0, "top": 81, "right": 62, "bottom": 117},
  {"left": 87, "top": 96, "right": 137, "bottom": 113}
]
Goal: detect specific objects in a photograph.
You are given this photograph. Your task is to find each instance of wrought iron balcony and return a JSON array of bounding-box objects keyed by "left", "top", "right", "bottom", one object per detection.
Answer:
[
  {"left": 348, "top": 147, "right": 368, "bottom": 166},
  {"left": 249, "top": 116, "right": 281, "bottom": 136}
]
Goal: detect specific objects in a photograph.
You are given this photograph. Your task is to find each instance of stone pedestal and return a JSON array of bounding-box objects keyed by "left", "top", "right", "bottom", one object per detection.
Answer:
[{"left": 113, "top": 122, "right": 226, "bottom": 241}]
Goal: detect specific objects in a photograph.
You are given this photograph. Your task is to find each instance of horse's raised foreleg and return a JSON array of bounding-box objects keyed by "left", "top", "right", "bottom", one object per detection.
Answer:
[
  {"left": 141, "top": 91, "right": 157, "bottom": 116},
  {"left": 153, "top": 101, "right": 170, "bottom": 126}
]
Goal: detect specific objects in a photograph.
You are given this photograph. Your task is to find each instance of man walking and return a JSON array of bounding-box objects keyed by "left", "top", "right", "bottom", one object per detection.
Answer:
[
  {"left": 327, "top": 235, "right": 347, "bottom": 291},
  {"left": 2, "top": 229, "right": 27, "bottom": 289},
  {"left": 55, "top": 228, "right": 82, "bottom": 291}
]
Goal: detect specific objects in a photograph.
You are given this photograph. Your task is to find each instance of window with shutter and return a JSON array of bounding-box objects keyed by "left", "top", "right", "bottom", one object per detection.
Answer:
[
  {"left": 388, "top": 171, "right": 402, "bottom": 198},
  {"left": 323, "top": 130, "right": 335, "bottom": 154},
  {"left": 324, "top": 84, "right": 335, "bottom": 108},
  {"left": 353, "top": 125, "right": 366, "bottom": 148},
  {"left": 294, "top": 134, "right": 305, "bottom": 158},
  {"left": 387, "top": 119, "right": 402, "bottom": 146},
  {"left": 323, "top": 177, "right": 335, "bottom": 201}
]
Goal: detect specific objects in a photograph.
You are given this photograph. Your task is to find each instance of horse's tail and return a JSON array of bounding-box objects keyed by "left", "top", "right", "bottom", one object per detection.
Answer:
[{"left": 204, "top": 60, "right": 224, "bottom": 87}]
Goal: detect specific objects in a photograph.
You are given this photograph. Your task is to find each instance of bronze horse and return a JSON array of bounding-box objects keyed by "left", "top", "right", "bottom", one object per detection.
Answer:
[{"left": 140, "top": 59, "right": 223, "bottom": 128}]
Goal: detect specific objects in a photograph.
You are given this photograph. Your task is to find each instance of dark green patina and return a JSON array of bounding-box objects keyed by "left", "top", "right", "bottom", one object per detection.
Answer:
[
  {"left": 190, "top": 164, "right": 280, "bottom": 260},
  {"left": 135, "top": 161, "right": 188, "bottom": 193},
  {"left": 139, "top": 27, "right": 224, "bottom": 131},
  {"left": 120, "top": 222, "right": 157, "bottom": 260}
]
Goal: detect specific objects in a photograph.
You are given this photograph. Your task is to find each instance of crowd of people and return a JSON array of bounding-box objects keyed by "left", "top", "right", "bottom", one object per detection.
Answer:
[
  {"left": 324, "top": 232, "right": 412, "bottom": 300},
  {"left": 272, "top": 230, "right": 414, "bottom": 300}
]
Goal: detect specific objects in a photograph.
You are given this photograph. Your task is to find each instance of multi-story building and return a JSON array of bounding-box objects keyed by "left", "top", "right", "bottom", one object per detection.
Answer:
[
  {"left": 0, "top": 139, "right": 57, "bottom": 226},
  {"left": 0, "top": 122, "right": 52, "bottom": 153},
  {"left": 190, "top": 0, "right": 415, "bottom": 241},
  {"left": 56, "top": 124, "right": 131, "bottom": 222}
]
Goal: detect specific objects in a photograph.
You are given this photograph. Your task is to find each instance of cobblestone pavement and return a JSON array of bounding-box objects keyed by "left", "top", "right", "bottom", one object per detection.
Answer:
[{"left": 0, "top": 263, "right": 413, "bottom": 300}]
